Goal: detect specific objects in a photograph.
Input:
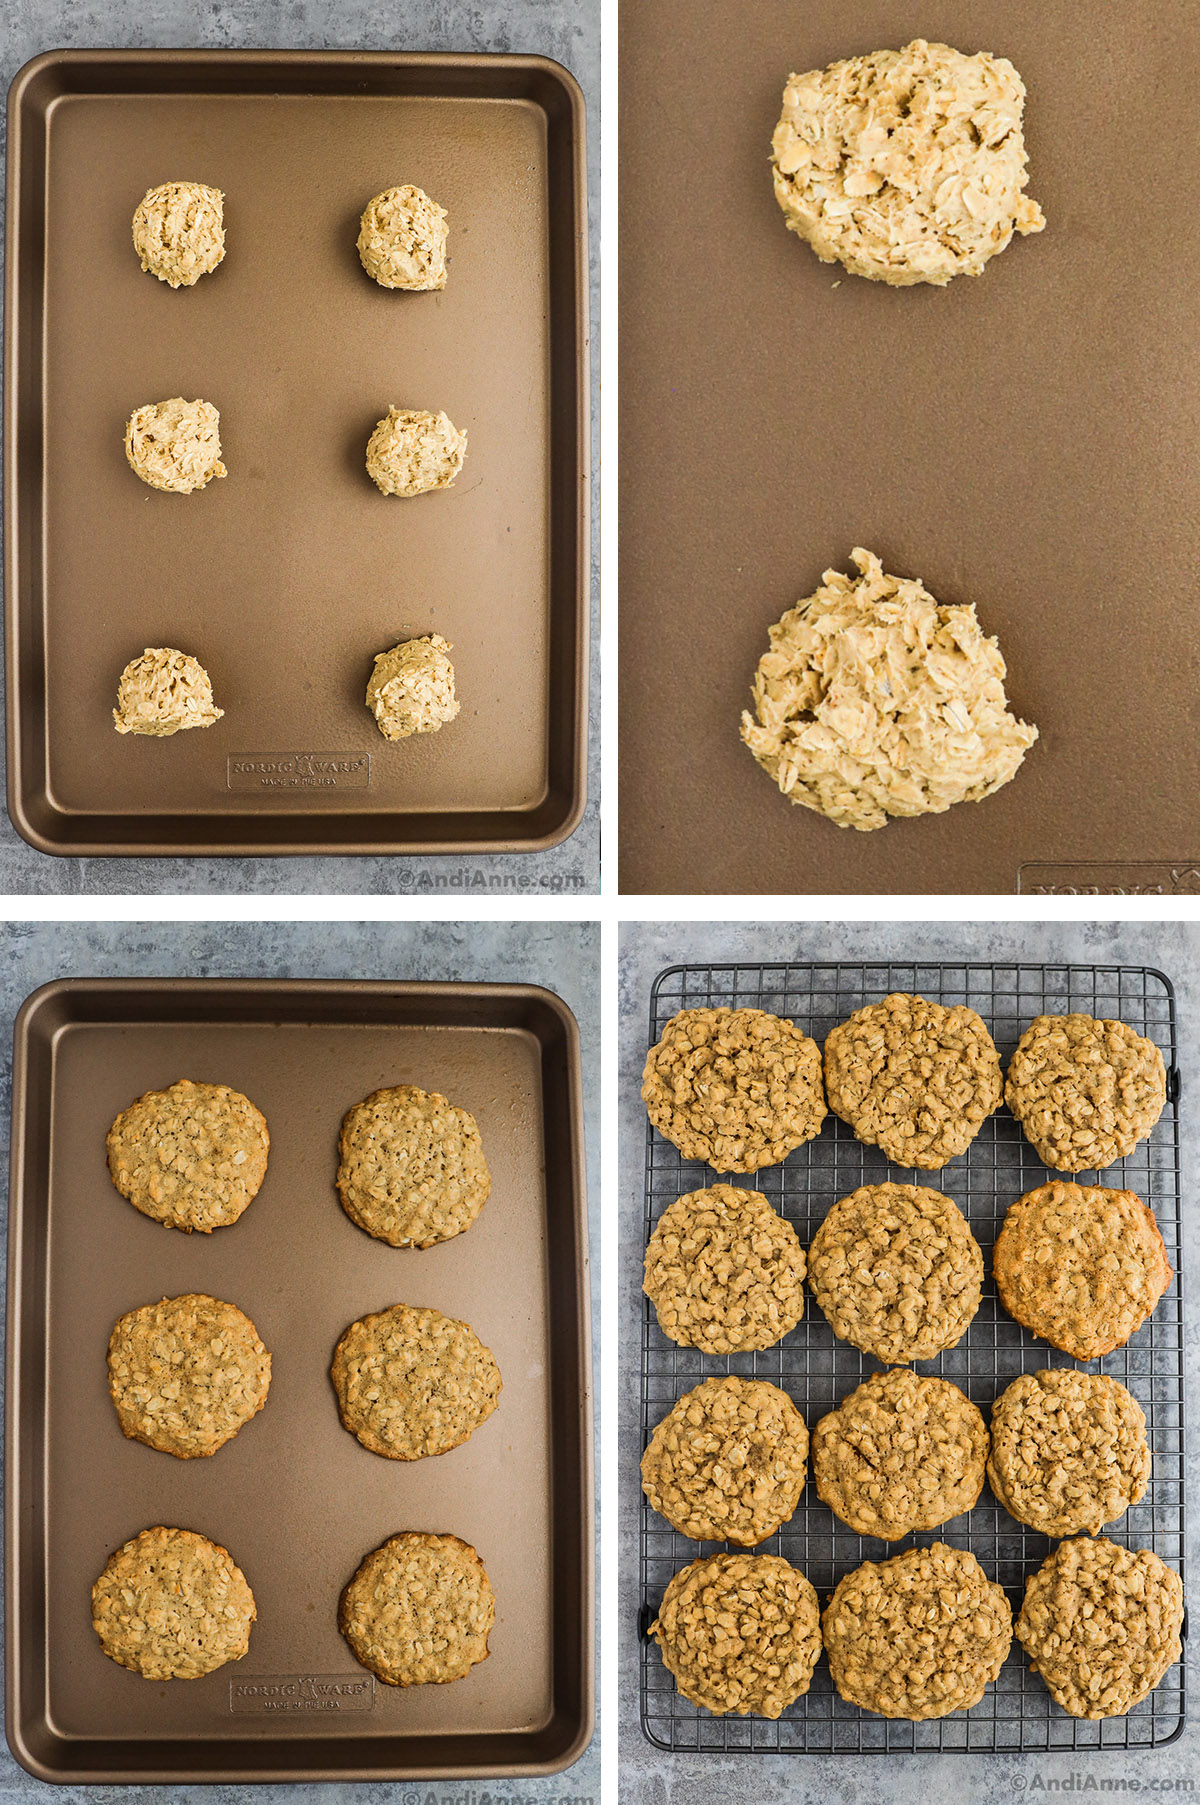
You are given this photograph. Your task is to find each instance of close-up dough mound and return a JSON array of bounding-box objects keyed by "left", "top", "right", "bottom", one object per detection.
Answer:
[
  {"left": 771, "top": 38, "right": 1045, "bottom": 286},
  {"left": 366, "top": 634, "right": 460, "bottom": 740},
  {"left": 113, "top": 647, "right": 224, "bottom": 737},
  {"left": 358, "top": 184, "right": 448, "bottom": 290},
  {"left": 125, "top": 397, "right": 227, "bottom": 493},
  {"left": 740, "top": 547, "right": 1038, "bottom": 832},
  {"left": 131, "top": 181, "right": 226, "bottom": 288},
  {"left": 365, "top": 407, "right": 466, "bottom": 497}
]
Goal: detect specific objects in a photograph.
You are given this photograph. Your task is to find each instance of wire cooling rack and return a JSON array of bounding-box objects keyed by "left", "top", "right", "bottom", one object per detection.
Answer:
[{"left": 638, "top": 961, "right": 1186, "bottom": 1754}]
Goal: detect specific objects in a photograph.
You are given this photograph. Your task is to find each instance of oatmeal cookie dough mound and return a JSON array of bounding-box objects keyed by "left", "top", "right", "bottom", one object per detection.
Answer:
[
  {"left": 132, "top": 181, "right": 225, "bottom": 287},
  {"left": 331, "top": 1303, "right": 501, "bottom": 1460},
  {"left": 641, "top": 1376, "right": 808, "bottom": 1545},
  {"left": 92, "top": 1526, "right": 255, "bottom": 1680},
  {"left": 1017, "top": 1538, "right": 1183, "bottom": 1719},
  {"left": 812, "top": 1368, "right": 986, "bottom": 1541},
  {"left": 988, "top": 1369, "right": 1150, "bottom": 1539},
  {"left": 807, "top": 1183, "right": 982, "bottom": 1363},
  {"left": 340, "top": 1532, "right": 494, "bottom": 1686},
  {"left": 366, "top": 406, "right": 466, "bottom": 496},
  {"left": 740, "top": 548, "right": 1038, "bottom": 832},
  {"left": 366, "top": 635, "right": 460, "bottom": 741},
  {"left": 125, "top": 396, "right": 226, "bottom": 493},
  {"left": 107, "top": 1294, "right": 271, "bottom": 1459},
  {"left": 824, "top": 993, "right": 1002, "bottom": 1168},
  {"left": 650, "top": 1551, "right": 822, "bottom": 1718},
  {"left": 993, "top": 1181, "right": 1172, "bottom": 1359},
  {"left": 641, "top": 1006, "right": 826, "bottom": 1172},
  {"left": 113, "top": 647, "right": 224, "bottom": 737},
  {"left": 644, "top": 1185, "right": 806, "bottom": 1353},
  {"left": 106, "top": 1079, "right": 269, "bottom": 1233},
  {"left": 1005, "top": 1014, "right": 1167, "bottom": 1172},
  {"left": 358, "top": 184, "right": 448, "bottom": 290},
  {"left": 336, "top": 1084, "right": 491, "bottom": 1249},
  {"left": 771, "top": 38, "right": 1045, "bottom": 287},
  {"left": 824, "top": 1542, "right": 1011, "bottom": 1719}
]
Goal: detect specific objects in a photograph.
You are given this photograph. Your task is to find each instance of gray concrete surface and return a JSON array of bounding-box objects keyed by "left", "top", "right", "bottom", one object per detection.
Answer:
[
  {"left": 0, "top": 917, "right": 599, "bottom": 1802},
  {"left": 619, "top": 919, "right": 1200, "bottom": 1804},
  {"left": 0, "top": 0, "right": 599, "bottom": 895}
]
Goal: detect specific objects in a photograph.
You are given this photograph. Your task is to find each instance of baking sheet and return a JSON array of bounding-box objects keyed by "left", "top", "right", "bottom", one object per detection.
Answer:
[
  {"left": 618, "top": 2, "right": 1200, "bottom": 894},
  {"left": 6, "top": 978, "right": 592, "bottom": 1782},
  {"left": 5, "top": 51, "right": 588, "bottom": 855}
]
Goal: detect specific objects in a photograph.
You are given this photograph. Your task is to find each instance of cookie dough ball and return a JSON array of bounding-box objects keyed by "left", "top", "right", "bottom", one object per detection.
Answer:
[
  {"left": 650, "top": 1551, "right": 822, "bottom": 1718},
  {"left": 641, "top": 1376, "right": 809, "bottom": 1545},
  {"left": 340, "top": 1532, "right": 494, "bottom": 1686},
  {"left": 772, "top": 38, "right": 1045, "bottom": 286},
  {"left": 366, "top": 406, "right": 466, "bottom": 497},
  {"left": 1017, "top": 1539, "right": 1183, "bottom": 1719},
  {"left": 366, "top": 635, "right": 460, "bottom": 741},
  {"left": 643, "top": 1185, "right": 807, "bottom": 1353},
  {"left": 92, "top": 1526, "right": 255, "bottom": 1680},
  {"left": 358, "top": 183, "right": 448, "bottom": 290},
  {"left": 741, "top": 547, "right": 1038, "bottom": 831},
  {"left": 107, "top": 1294, "right": 271, "bottom": 1459},
  {"left": 113, "top": 647, "right": 224, "bottom": 737},
  {"left": 1005, "top": 1013, "right": 1167, "bottom": 1172},
  {"left": 132, "top": 180, "right": 225, "bottom": 287},
  {"left": 823, "top": 1543, "right": 1011, "bottom": 1719},
  {"left": 988, "top": 1369, "right": 1151, "bottom": 1538},
  {"left": 125, "top": 396, "right": 226, "bottom": 493}
]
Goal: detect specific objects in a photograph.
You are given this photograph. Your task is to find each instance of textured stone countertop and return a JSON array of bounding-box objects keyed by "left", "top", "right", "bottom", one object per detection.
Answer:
[
  {"left": 0, "top": 0, "right": 598, "bottom": 896},
  {"left": 618, "top": 920, "right": 1200, "bottom": 1804},
  {"left": 0, "top": 917, "right": 599, "bottom": 1803}
]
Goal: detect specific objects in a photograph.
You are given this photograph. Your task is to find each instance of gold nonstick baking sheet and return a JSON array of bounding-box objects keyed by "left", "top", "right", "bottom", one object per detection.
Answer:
[
  {"left": 618, "top": 2, "right": 1200, "bottom": 894},
  {"left": 6, "top": 979, "right": 592, "bottom": 1782},
  {"left": 638, "top": 960, "right": 1185, "bottom": 1751},
  {"left": 5, "top": 50, "right": 588, "bottom": 856}
]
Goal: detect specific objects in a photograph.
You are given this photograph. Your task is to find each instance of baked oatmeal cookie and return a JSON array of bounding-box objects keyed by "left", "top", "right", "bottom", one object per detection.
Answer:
[
  {"left": 807, "top": 1183, "right": 982, "bottom": 1363},
  {"left": 993, "top": 1182, "right": 1172, "bottom": 1359},
  {"left": 988, "top": 1369, "right": 1150, "bottom": 1538},
  {"left": 643, "top": 1185, "right": 806, "bottom": 1353},
  {"left": 771, "top": 39, "right": 1045, "bottom": 286},
  {"left": 641, "top": 1007, "right": 826, "bottom": 1172},
  {"left": 107, "top": 1294, "right": 271, "bottom": 1459},
  {"left": 823, "top": 1542, "right": 1011, "bottom": 1719},
  {"left": 740, "top": 548, "right": 1038, "bottom": 831},
  {"left": 331, "top": 1303, "right": 501, "bottom": 1460},
  {"left": 340, "top": 1531, "right": 494, "bottom": 1686},
  {"left": 824, "top": 993, "right": 1002, "bottom": 1168},
  {"left": 125, "top": 397, "right": 226, "bottom": 492},
  {"left": 1005, "top": 1014, "right": 1167, "bottom": 1172},
  {"left": 113, "top": 646, "right": 224, "bottom": 736},
  {"left": 92, "top": 1526, "right": 255, "bottom": 1680},
  {"left": 812, "top": 1368, "right": 986, "bottom": 1540},
  {"left": 365, "top": 406, "right": 466, "bottom": 496},
  {"left": 641, "top": 1376, "right": 808, "bottom": 1545},
  {"left": 132, "top": 180, "right": 225, "bottom": 287},
  {"left": 1017, "top": 1538, "right": 1183, "bottom": 1719},
  {"left": 106, "top": 1079, "right": 269, "bottom": 1233},
  {"left": 336, "top": 1084, "right": 490, "bottom": 1249},
  {"left": 358, "top": 184, "right": 448, "bottom": 289},
  {"left": 649, "top": 1551, "right": 822, "bottom": 1717}
]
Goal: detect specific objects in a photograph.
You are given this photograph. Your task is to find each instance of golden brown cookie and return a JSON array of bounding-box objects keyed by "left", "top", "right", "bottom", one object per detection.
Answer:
[
  {"left": 641, "top": 1376, "right": 808, "bottom": 1545},
  {"left": 331, "top": 1303, "right": 501, "bottom": 1460},
  {"left": 807, "top": 1183, "right": 982, "bottom": 1363},
  {"left": 641, "top": 1007, "right": 826, "bottom": 1172},
  {"left": 358, "top": 184, "right": 448, "bottom": 289},
  {"left": 125, "top": 397, "right": 226, "bottom": 493},
  {"left": 823, "top": 1542, "right": 1011, "bottom": 1719},
  {"left": 1017, "top": 1538, "right": 1183, "bottom": 1719},
  {"left": 993, "top": 1182, "right": 1172, "bottom": 1359},
  {"left": 649, "top": 1551, "right": 822, "bottom": 1718},
  {"left": 107, "top": 1294, "right": 271, "bottom": 1459},
  {"left": 643, "top": 1185, "right": 806, "bottom": 1353},
  {"left": 812, "top": 1368, "right": 986, "bottom": 1540},
  {"left": 106, "top": 1079, "right": 269, "bottom": 1233},
  {"left": 771, "top": 40, "right": 1044, "bottom": 286},
  {"left": 132, "top": 181, "right": 225, "bottom": 287},
  {"left": 823, "top": 993, "right": 1002, "bottom": 1168},
  {"left": 339, "top": 1532, "right": 494, "bottom": 1686},
  {"left": 1005, "top": 1014, "right": 1167, "bottom": 1172},
  {"left": 92, "top": 1526, "right": 255, "bottom": 1680},
  {"left": 336, "top": 1084, "right": 490, "bottom": 1249},
  {"left": 988, "top": 1369, "right": 1150, "bottom": 1538}
]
